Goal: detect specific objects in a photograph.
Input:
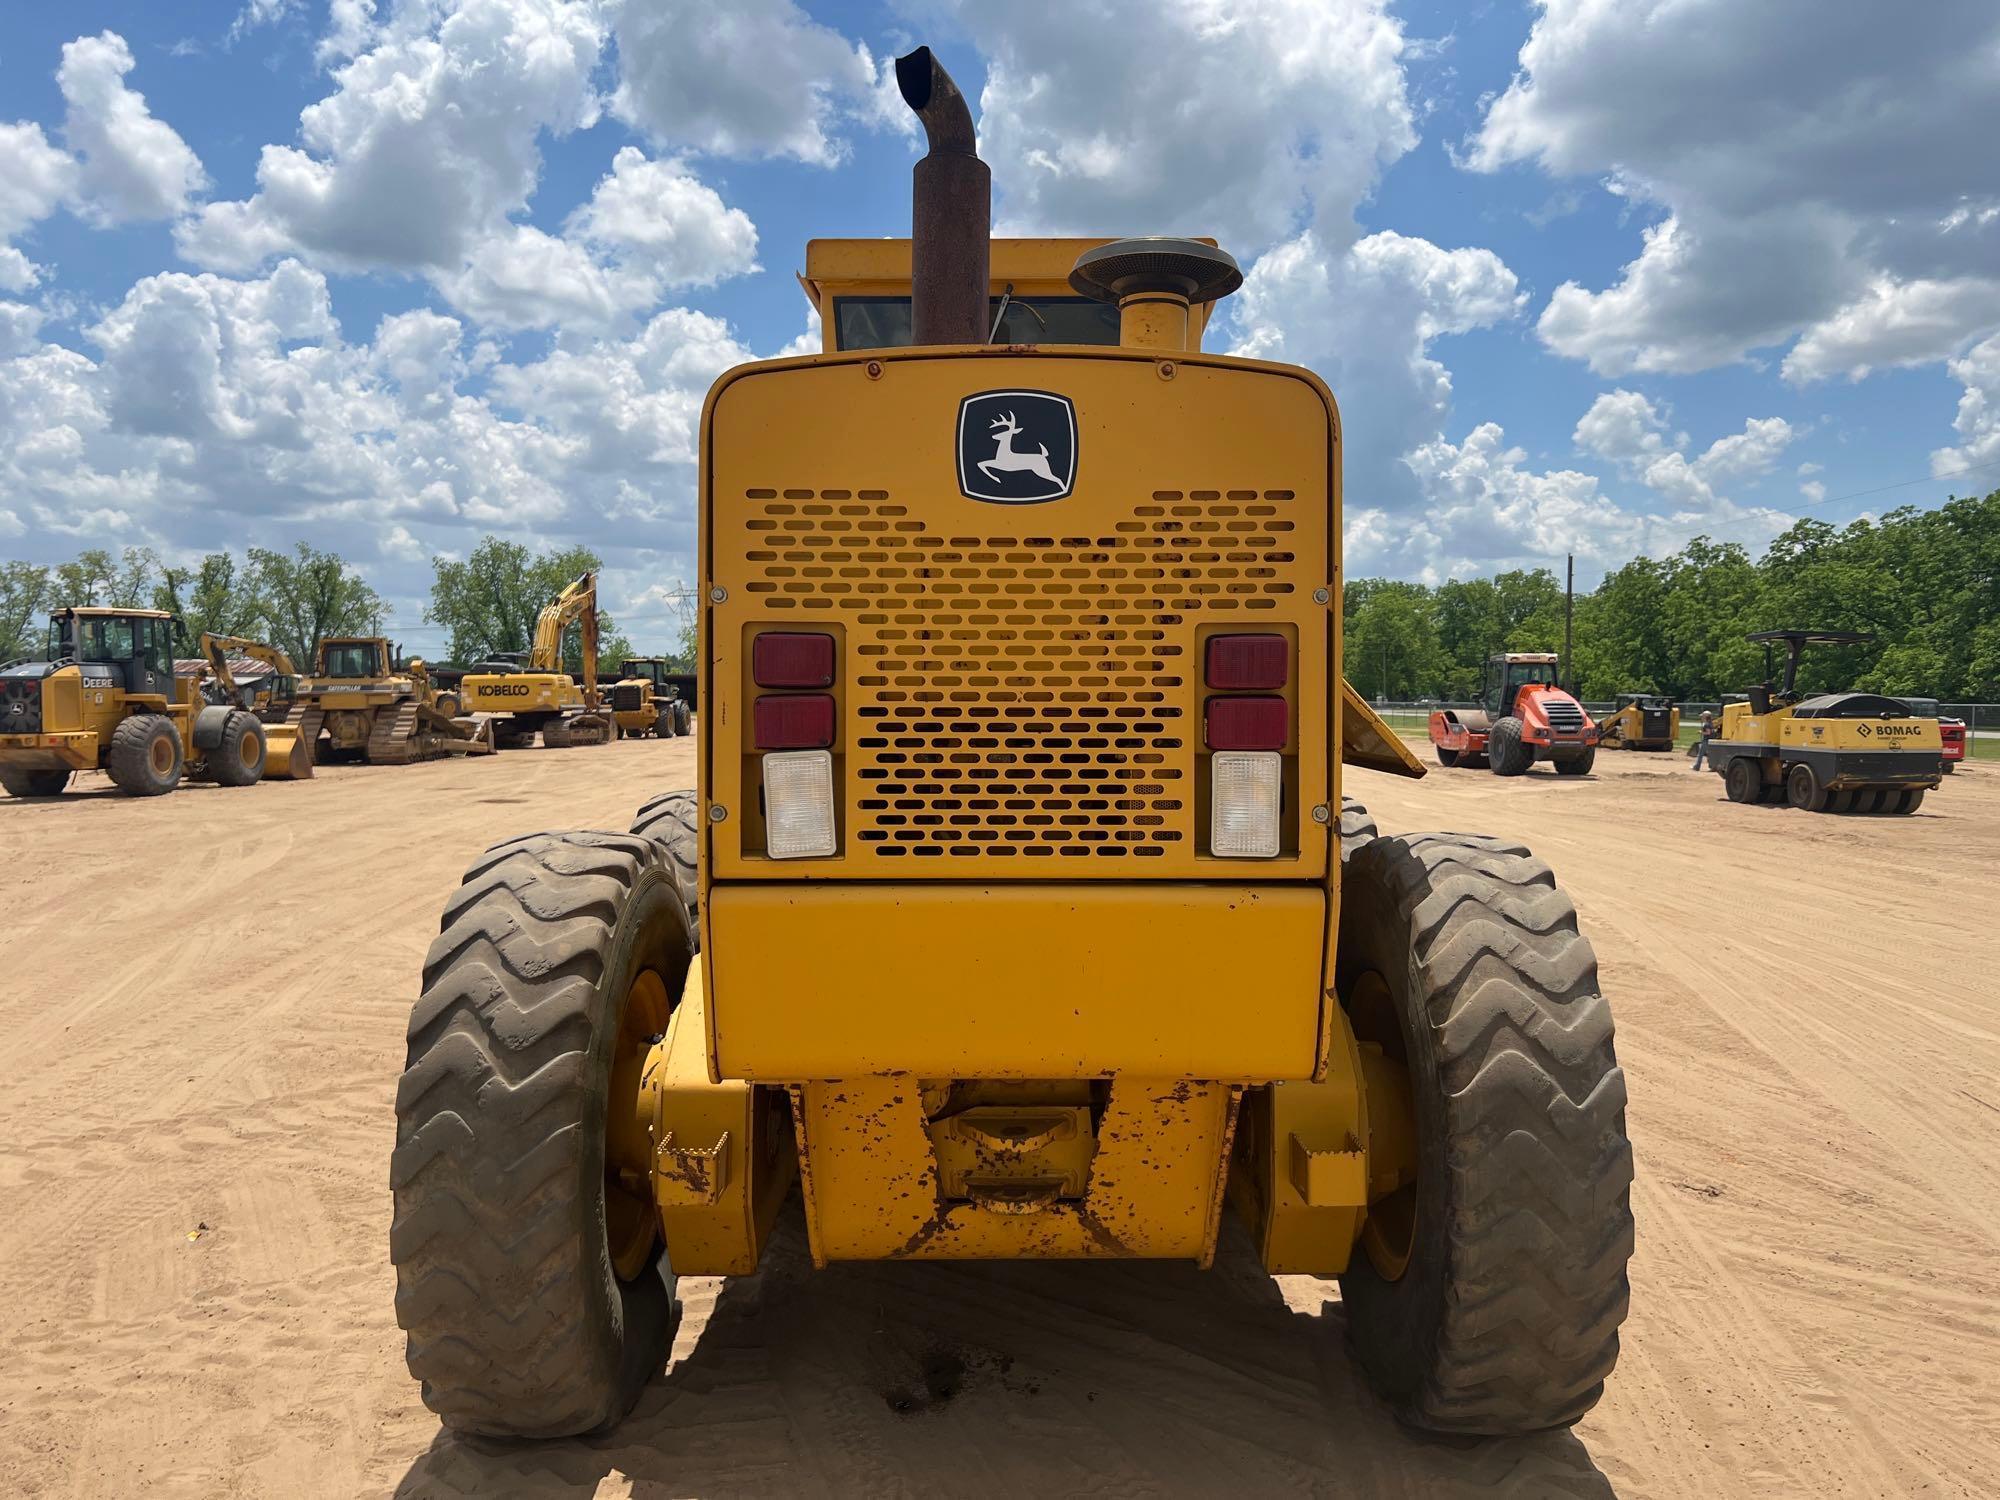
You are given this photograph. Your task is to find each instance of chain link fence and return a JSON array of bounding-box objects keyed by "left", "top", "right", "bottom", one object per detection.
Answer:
[{"left": 1364, "top": 701, "right": 2000, "bottom": 761}]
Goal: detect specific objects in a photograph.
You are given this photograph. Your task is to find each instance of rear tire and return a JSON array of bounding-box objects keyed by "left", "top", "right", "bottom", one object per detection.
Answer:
[
  {"left": 211, "top": 710, "right": 267, "bottom": 787},
  {"left": 630, "top": 789, "right": 700, "bottom": 935},
  {"left": 1785, "top": 761, "right": 1827, "bottom": 812},
  {"left": 106, "top": 714, "right": 183, "bottom": 796},
  {"left": 655, "top": 707, "right": 677, "bottom": 739},
  {"left": 1338, "top": 795, "right": 1378, "bottom": 862},
  {"left": 1940, "top": 761, "right": 1954, "bottom": 774},
  {"left": 392, "top": 832, "right": 691, "bottom": 1438},
  {"left": 1337, "top": 834, "right": 1632, "bottom": 1434},
  {"left": 1723, "top": 757, "right": 1761, "bottom": 804},
  {"left": 0, "top": 767, "right": 72, "bottom": 798},
  {"left": 1488, "top": 717, "right": 1533, "bottom": 776},
  {"left": 1895, "top": 788, "right": 1926, "bottom": 815}
]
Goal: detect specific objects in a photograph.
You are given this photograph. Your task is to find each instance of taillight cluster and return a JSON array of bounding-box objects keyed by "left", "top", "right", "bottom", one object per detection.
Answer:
[
  {"left": 1203, "top": 634, "right": 1289, "bottom": 858},
  {"left": 752, "top": 632, "right": 837, "bottom": 858}
]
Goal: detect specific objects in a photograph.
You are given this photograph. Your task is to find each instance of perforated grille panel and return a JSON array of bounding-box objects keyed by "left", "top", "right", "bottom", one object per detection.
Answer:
[{"left": 738, "top": 487, "right": 1305, "bottom": 860}]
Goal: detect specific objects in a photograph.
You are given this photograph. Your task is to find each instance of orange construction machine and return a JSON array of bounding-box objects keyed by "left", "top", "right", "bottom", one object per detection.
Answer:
[{"left": 1429, "top": 652, "right": 1599, "bottom": 776}]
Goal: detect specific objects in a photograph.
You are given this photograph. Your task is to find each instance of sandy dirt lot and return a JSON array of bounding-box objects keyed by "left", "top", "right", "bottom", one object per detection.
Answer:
[{"left": 2, "top": 738, "right": 1996, "bottom": 1498}]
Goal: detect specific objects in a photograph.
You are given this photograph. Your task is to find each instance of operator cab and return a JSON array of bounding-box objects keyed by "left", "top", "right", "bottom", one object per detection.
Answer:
[
  {"left": 46, "top": 607, "right": 177, "bottom": 698},
  {"left": 1484, "top": 653, "right": 1559, "bottom": 719},
  {"left": 318, "top": 639, "right": 384, "bottom": 678}
]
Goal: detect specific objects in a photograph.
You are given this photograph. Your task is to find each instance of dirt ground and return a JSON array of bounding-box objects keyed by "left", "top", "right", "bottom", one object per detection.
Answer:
[{"left": 2, "top": 738, "right": 1996, "bottom": 1498}]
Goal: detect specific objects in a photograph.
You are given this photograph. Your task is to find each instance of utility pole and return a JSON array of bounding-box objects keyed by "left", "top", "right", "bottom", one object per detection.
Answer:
[{"left": 1563, "top": 553, "right": 1575, "bottom": 692}]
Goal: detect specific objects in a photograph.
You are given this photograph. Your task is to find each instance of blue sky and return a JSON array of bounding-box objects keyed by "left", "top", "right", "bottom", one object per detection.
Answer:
[{"left": 3, "top": 1, "right": 1998, "bottom": 655}]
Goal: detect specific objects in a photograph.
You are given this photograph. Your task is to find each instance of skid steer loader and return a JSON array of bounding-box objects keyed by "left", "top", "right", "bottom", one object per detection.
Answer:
[{"left": 391, "top": 49, "right": 1632, "bottom": 1445}]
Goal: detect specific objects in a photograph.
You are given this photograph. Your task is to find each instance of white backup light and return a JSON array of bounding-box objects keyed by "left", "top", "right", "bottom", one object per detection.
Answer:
[
  {"left": 1211, "top": 750, "right": 1283, "bottom": 858},
  {"left": 763, "top": 749, "right": 838, "bottom": 858}
]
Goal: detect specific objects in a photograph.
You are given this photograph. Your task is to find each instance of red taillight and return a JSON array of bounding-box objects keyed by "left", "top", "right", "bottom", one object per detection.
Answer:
[
  {"left": 754, "top": 693, "right": 835, "bottom": 749},
  {"left": 753, "top": 632, "right": 835, "bottom": 689},
  {"left": 1205, "top": 695, "right": 1288, "bottom": 751},
  {"left": 1205, "top": 634, "right": 1288, "bottom": 691}
]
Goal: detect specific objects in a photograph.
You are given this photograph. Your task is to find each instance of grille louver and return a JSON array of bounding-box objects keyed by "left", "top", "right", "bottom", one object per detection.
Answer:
[{"left": 740, "top": 488, "right": 1304, "bottom": 860}]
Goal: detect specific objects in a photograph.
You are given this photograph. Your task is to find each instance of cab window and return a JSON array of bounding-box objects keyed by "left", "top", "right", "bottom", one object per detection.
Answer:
[
  {"left": 80, "top": 617, "right": 137, "bottom": 660},
  {"left": 832, "top": 295, "right": 1122, "bottom": 351},
  {"left": 322, "top": 642, "right": 379, "bottom": 677}
]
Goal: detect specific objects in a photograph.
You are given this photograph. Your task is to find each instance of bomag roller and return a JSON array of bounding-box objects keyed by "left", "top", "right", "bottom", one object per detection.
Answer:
[
  {"left": 1599, "top": 692, "right": 1680, "bottom": 752},
  {"left": 391, "top": 49, "right": 1632, "bottom": 1444},
  {"left": 1429, "top": 652, "right": 1599, "bottom": 776},
  {"left": 1706, "top": 630, "right": 1942, "bottom": 813},
  {"left": 0, "top": 606, "right": 294, "bottom": 797},
  {"left": 287, "top": 636, "right": 494, "bottom": 764}
]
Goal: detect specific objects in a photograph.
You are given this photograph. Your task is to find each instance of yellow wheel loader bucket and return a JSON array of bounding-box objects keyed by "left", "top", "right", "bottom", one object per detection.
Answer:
[{"left": 261, "top": 723, "right": 313, "bottom": 779}]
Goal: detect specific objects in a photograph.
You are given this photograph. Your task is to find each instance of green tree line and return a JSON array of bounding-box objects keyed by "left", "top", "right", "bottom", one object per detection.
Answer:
[{"left": 1344, "top": 491, "right": 2000, "bottom": 704}]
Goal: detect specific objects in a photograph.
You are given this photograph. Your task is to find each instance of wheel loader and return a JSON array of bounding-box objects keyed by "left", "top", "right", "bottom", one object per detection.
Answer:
[
  {"left": 1598, "top": 692, "right": 1680, "bottom": 751},
  {"left": 285, "top": 636, "right": 494, "bottom": 764},
  {"left": 1706, "top": 630, "right": 1942, "bottom": 813},
  {"left": 1429, "top": 652, "right": 1599, "bottom": 775},
  {"left": 607, "top": 656, "right": 692, "bottom": 739},
  {"left": 459, "top": 571, "right": 615, "bottom": 748},
  {"left": 391, "top": 49, "right": 1631, "bottom": 1445},
  {"left": 0, "top": 606, "right": 295, "bottom": 797}
]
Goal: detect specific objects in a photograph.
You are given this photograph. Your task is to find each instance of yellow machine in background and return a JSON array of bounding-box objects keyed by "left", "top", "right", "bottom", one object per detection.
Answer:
[
  {"left": 1599, "top": 692, "right": 1680, "bottom": 751},
  {"left": 607, "top": 656, "right": 691, "bottom": 739},
  {"left": 195, "top": 633, "right": 311, "bottom": 778},
  {"left": 1, "top": 606, "right": 273, "bottom": 797},
  {"left": 1708, "top": 630, "right": 1942, "bottom": 813},
  {"left": 287, "top": 636, "right": 493, "bottom": 764},
  {"left": 460, "top": 571, "right": 615, "bottom": 748},
  {"left": 391, "top": 48, "right": 1633, "bottom": 1448}
]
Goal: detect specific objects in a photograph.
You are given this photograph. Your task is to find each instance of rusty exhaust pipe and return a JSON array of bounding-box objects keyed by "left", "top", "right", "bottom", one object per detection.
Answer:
[{"left": 896, "top": 46, "right": 989, "bottom": 346}]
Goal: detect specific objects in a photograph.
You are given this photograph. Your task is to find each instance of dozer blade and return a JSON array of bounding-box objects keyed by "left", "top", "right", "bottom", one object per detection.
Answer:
[{"left": 1341, "top": 678, "right": 1426, "bottom": 779}]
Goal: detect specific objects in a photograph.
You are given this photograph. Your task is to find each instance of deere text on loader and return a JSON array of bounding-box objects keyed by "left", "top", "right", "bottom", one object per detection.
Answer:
[
  {"left": 460, "top": 570, "right": 615, "bottom": 748},
  {"left": 287, "top": 636, "right": 493, "bottom": 764},
  {"left": 1429, "top": 652, "right": 1599, "bottom": 775},
  {"left": 390, "top": 49, "right": 1632, "bottom": 1445},
  {"left": 1706, "top": 630, "right": 1941, "bottom": 813},
  {"left": 1, "top": 607, "right": 279, "bottom": 797}
]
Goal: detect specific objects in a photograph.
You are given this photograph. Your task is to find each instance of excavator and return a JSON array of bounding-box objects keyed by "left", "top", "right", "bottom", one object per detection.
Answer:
[
  {"left": 459, "top": 571, "right": 616, "bottom": 749},
  {"left": 195, "top": 633, "right": 311, "bottom": 778}
]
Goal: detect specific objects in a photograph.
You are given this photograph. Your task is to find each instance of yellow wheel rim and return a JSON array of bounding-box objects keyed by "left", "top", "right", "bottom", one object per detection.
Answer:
[
  {"left": 605, "top": 969, "right": 668, "bottom": 1281},
  {"left": 149, "top": 734, "right": 173, "bottom": 776},
  {"left": 239, "top": 731, "right": 260, "bottom": 768},
  {"left": 1345, "top": 970, "right": 1420, "bottom": 1283}
]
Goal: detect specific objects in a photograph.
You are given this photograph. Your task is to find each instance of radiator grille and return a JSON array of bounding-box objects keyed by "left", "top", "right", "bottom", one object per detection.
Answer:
[
  {"left": 1545, "top": 697, "right": 1588, "bottom": 731},
  {"left": 740, "top": 488, "right": 1305, "bottom": 860}
]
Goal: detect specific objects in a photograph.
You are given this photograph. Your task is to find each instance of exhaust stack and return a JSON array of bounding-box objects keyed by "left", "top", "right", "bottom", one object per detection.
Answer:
[{"left": 895, "top": 46, "right": 990, "bottom": 346}]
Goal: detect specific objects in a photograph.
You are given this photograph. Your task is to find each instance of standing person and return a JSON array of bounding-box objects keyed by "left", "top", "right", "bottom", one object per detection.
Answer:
[{"left": 1689, "top": 710, "right": 1718, "bottom": 770}]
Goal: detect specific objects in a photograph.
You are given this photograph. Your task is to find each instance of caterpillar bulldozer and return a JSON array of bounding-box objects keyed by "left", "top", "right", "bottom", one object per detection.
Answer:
[
  {"left": 608, "top": 656, "right": 693, "bottom": 739},
  {"left": 1598, "top": 692, "right": 1679, "bottom": 751},
  {"left": 0, "top": 606, "right": 287, "bottom": 797},
  {"left": 286, "top": 636, "right": 494, "bottom": 764},
  {"left": 460, "top": 571, "right": 615, "bottom": 749},
  {"left": 1706, "top": 630, "right": 1942, "bottom": 813},
  {"left": 391, "top": 49, "right": 1631, "bottom": 1446},
  {"left": 1429, "top": 652, "right": 1599, "bottom": 775}
]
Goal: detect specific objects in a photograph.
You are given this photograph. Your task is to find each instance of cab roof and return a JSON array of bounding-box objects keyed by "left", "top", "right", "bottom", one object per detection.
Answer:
[{"left": 55, "top": 605, "right": 172, "bottom": 619}]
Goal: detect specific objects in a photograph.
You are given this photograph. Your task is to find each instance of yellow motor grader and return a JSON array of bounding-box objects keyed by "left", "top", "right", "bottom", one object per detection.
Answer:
[
  {"left": 391, "top": 49, "right": 1631, "bottom": 1444},
  {"left": 0, "top": 607, "right": 297, "bottom": 797},
  {"left": 459, "top": 571, "right": 616, "bottom": 749},
  {"left": 286, "top": 637, "right": 494, "bottom": 764}
]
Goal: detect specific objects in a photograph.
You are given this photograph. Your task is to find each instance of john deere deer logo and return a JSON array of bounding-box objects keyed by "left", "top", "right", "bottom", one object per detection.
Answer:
[{"left": 957, "top": 389, "right": 1077, "bottom": 503}]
